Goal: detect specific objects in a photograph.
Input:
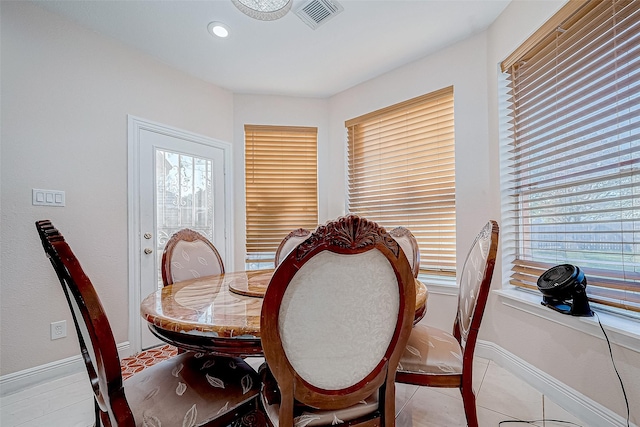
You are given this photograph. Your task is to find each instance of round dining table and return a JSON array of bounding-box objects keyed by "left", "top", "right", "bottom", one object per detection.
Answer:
[{"left": 140, "top": 269, "right": 428, "bottom": 357}]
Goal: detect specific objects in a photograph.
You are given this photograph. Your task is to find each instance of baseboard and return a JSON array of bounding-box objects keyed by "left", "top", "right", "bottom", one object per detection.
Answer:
[
  {"left": 476, "top": 340, "right": 636, "bottom": 427},
  {"left": 0, "top": 341, "right": 131, "bottom": 398}
]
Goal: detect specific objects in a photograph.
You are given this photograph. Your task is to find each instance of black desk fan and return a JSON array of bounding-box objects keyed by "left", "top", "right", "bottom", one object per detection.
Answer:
[{"left": 537, "top": 264, "right": 593, "bottom": 316}]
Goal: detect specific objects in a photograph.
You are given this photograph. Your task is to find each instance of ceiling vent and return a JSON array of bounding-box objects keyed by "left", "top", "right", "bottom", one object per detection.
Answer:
[{"left": 295, "top": 0, "right": 344, "bottom": 30}]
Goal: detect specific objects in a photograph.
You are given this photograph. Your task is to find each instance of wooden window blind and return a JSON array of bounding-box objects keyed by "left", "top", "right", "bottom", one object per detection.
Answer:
[
  {"left": 501, "top": 0, "right": 640, "bottom": 313},
  {"left": 244, "top": 125, "right": 318, "bottom": 267},
  {"left": 346, "top": 87, "right": 456, "bottom": 276}
]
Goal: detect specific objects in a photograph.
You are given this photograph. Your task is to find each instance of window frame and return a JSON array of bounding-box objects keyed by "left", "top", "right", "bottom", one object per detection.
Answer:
[{"left": 499, "top": 0, "right": 640, "bottom": 316}]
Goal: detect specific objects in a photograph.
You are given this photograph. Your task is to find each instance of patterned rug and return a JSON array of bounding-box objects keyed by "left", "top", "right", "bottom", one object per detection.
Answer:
[{"left": 120, "top": 344, "right": 179, "bottom": 380}]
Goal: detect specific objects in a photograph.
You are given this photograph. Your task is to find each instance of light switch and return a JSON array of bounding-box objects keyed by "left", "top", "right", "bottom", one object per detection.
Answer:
[{"left": 32, "top": 189, "right": 65, "bottom": 207}]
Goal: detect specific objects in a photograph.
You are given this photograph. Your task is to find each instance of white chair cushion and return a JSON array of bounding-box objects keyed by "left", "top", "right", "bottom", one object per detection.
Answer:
[
  {"left": 261, "top": 390, "right": 378, "bottom": 427},
  {"left": 125, "top": 352, "right": 259, "bottom": 426},
  {"left": 397, "top": 322, "right": 463, "bottom": 376},
  {"left": 170, "top": 240, "right": 223, "bottom": 283},
  {"left": 278, "top": 250, "right": 400, "bottom": 390}
]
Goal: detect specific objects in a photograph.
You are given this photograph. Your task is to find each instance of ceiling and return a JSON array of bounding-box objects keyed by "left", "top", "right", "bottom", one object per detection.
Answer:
[{"left": 34, "top": 0, "right": 511, "bottom": 98}]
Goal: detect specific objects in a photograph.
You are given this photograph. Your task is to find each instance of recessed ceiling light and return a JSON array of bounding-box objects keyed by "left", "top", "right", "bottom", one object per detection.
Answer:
[{"left": 208, "top": 21, "right": 229, "bottom": 38}]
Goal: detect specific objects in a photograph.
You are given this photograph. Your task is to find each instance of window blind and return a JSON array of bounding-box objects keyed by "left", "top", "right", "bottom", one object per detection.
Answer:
[
  {"left": 501, "top": 0, "right": 640, "bottom": 313},
  {"left": 346, "top": 87, "right": 456, "bottom": 276},
  {"left": 244, "top": 125, "right": 318, "bottom": 266}
]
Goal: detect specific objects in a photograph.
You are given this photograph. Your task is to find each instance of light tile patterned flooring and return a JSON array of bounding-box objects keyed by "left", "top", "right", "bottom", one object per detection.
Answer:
[{"left": 1, "top": 353, "right": 590, "bottom": 427}]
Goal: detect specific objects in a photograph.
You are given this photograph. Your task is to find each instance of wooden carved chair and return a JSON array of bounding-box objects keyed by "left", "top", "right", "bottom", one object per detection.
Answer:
[
  {"left": 389, "top": 227, "right": 427, "bottom": 325},
  {"left": 260, "top": 215, "right": 416, "bottom": 427},
  {"left": 395, "top": 220, "right": 499, "bottom": 427},
  {"left": 162, "top": 228, "right": 225, "bottom": 287},
  {"left": 274, "top": 228, "right": 311, "bottom": 268},
  {"left": 36, "top": 220, "right": 261, "bottom": 427},
  {"left": 389, "top": 227, "right": 420, "bottom": 278},
  {"left": 389, "top": 227, "right": 425, "bottom": 323}
]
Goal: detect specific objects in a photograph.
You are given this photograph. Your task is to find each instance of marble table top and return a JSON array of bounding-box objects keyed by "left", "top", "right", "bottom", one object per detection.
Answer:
[{"left": 141, "top": 269, "right": 428, "bottom": 344}]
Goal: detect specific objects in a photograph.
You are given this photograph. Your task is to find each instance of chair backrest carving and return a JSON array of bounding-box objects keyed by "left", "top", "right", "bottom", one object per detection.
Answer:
[
  {"left": 389, "top": 226, "right": 420, "bottom": 277},
  {"left": 261, "top": 215, "right": 415, "bottom": 419},
  {"left": 274, "top": 228, "right": 312, "bottom": 267},
  {"left": 36, "top": 220, "right": 135, "bottom": 426},
  {"left": 161, "top": 228, "right": 225, "bottom": 286},
  {"left": 454, "top": 220, "right": 499, "bottom": 353}
]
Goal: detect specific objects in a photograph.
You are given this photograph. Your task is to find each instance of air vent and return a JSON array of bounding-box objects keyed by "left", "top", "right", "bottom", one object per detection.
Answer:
[{"left": 295, "top": 0, "right": 344, "bottom": 30}]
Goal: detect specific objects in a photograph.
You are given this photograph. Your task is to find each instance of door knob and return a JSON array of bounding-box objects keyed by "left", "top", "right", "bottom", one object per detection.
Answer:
[
  {"left": 144, "top": 248, "right": 153, "bottom": 255},
  {"left": 144, "top": 232, "right": 152, "bottom": 239}
]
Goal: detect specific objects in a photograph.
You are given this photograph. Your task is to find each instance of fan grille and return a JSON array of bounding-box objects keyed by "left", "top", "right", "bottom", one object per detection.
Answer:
[
  {"left": 537, "top": 264, "right": 576, "bottom": 291},
  {"left": 295, "top": 0, "right": 344, "bottom": 29}
]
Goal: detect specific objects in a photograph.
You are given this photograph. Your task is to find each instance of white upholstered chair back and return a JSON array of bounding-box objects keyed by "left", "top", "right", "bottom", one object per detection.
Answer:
[
  {"left": 279, "top": 250, "right": 399, "bottom": 390},
  {"left": 161, "top": 229, "right": 225, "bottom": 286},
  {"left": 274, "top": 228, "right": 312, "bottom": 267},
  {"left": 456, "top": 220, "right": 498, "bottom": 343},
  {"left": 389, "top": 227, "right": 420, "bottom": 277}
]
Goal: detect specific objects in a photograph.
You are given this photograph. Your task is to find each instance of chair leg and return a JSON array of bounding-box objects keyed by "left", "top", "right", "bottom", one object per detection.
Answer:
[
  {"left": 380, "top": 378, "right": 396, "bottom": 427},
  {"left": 94, "top": 399, "right": 101, "bottom": 427},
  {"left": 460, "top": 385, "right": 479, "bottom": 427},
  {"left": 95, "top": 402, "right": 115, "bottom": 427}
]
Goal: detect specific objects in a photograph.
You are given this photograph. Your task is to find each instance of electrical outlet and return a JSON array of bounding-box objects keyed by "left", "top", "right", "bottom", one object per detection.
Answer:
[{"left": 51, "top": 320, "right": 67, "bottom": 340}]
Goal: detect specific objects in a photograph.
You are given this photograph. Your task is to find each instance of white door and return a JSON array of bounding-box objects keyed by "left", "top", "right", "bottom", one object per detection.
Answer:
[{"left": 128, "top": 117, "right": 232, "bottom": 351}]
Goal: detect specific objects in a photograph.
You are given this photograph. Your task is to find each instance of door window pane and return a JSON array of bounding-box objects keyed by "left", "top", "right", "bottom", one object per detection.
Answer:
[{"left": 155, "top": 149, "right": 215, "bottom": 288}]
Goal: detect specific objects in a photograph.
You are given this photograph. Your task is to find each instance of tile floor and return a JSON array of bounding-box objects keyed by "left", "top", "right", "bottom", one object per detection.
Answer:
[{"left": 0, "top": 357, "right": 590, "bottom": 427}]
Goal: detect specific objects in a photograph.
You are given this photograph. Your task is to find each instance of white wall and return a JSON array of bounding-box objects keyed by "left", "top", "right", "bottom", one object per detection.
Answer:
[
  {"left": 232, "top": 95, "right": 330, "bottom": 271},
  {"left": 0, "top": 1, "right": 234, "bottom": 374},
  {"left": 1, "top": 1, "right": 638, "bottom": 424}
]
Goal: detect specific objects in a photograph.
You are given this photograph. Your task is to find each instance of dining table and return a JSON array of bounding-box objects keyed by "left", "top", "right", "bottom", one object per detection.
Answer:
[{"left": 140, "top": 268, "right": 429, "bottom": 357}]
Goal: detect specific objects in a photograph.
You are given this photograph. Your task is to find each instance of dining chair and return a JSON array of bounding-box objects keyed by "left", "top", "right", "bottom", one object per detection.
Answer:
[
  {"left": 161, "top": 228, "right": 225, "bottom": 286},
  {"left": 389, "top": 226, "right": 427, "bottom": 324},
  {"left": 35, "top": 220, "right": 261, "bottom": 427},
  {"left": 389, "top": 227, "right": 420, "bottom": 278},
  {"left": 260, "top": 214, "right": 416, "bottom": 427},
  {"left": 395, "top": 220, "right": 499, "bottom": 427},
  {"left": 273, "top": 228, "right": 311, "bottom": 268}
]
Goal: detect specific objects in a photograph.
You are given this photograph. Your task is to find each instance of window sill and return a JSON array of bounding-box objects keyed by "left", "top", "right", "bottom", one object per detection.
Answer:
[
  {"left": 418, "top": 274, "right": 458, "bottom": 296},
  {"left": 494, "top": 287, "right": 640, "bottom": 353}
]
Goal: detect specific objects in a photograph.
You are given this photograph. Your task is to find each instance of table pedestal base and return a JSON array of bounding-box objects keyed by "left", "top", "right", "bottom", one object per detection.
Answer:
[{"left": 149, "top": 325, "right": 263, "bottom": 357}]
